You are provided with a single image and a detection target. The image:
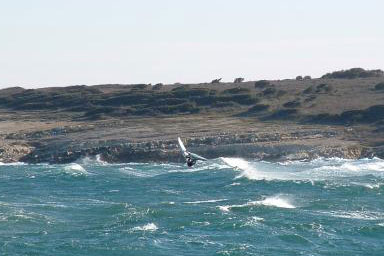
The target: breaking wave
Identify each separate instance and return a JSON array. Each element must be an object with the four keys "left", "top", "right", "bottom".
[{"left": 63, "top": 163, "right": 88, "bottom": 176}]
